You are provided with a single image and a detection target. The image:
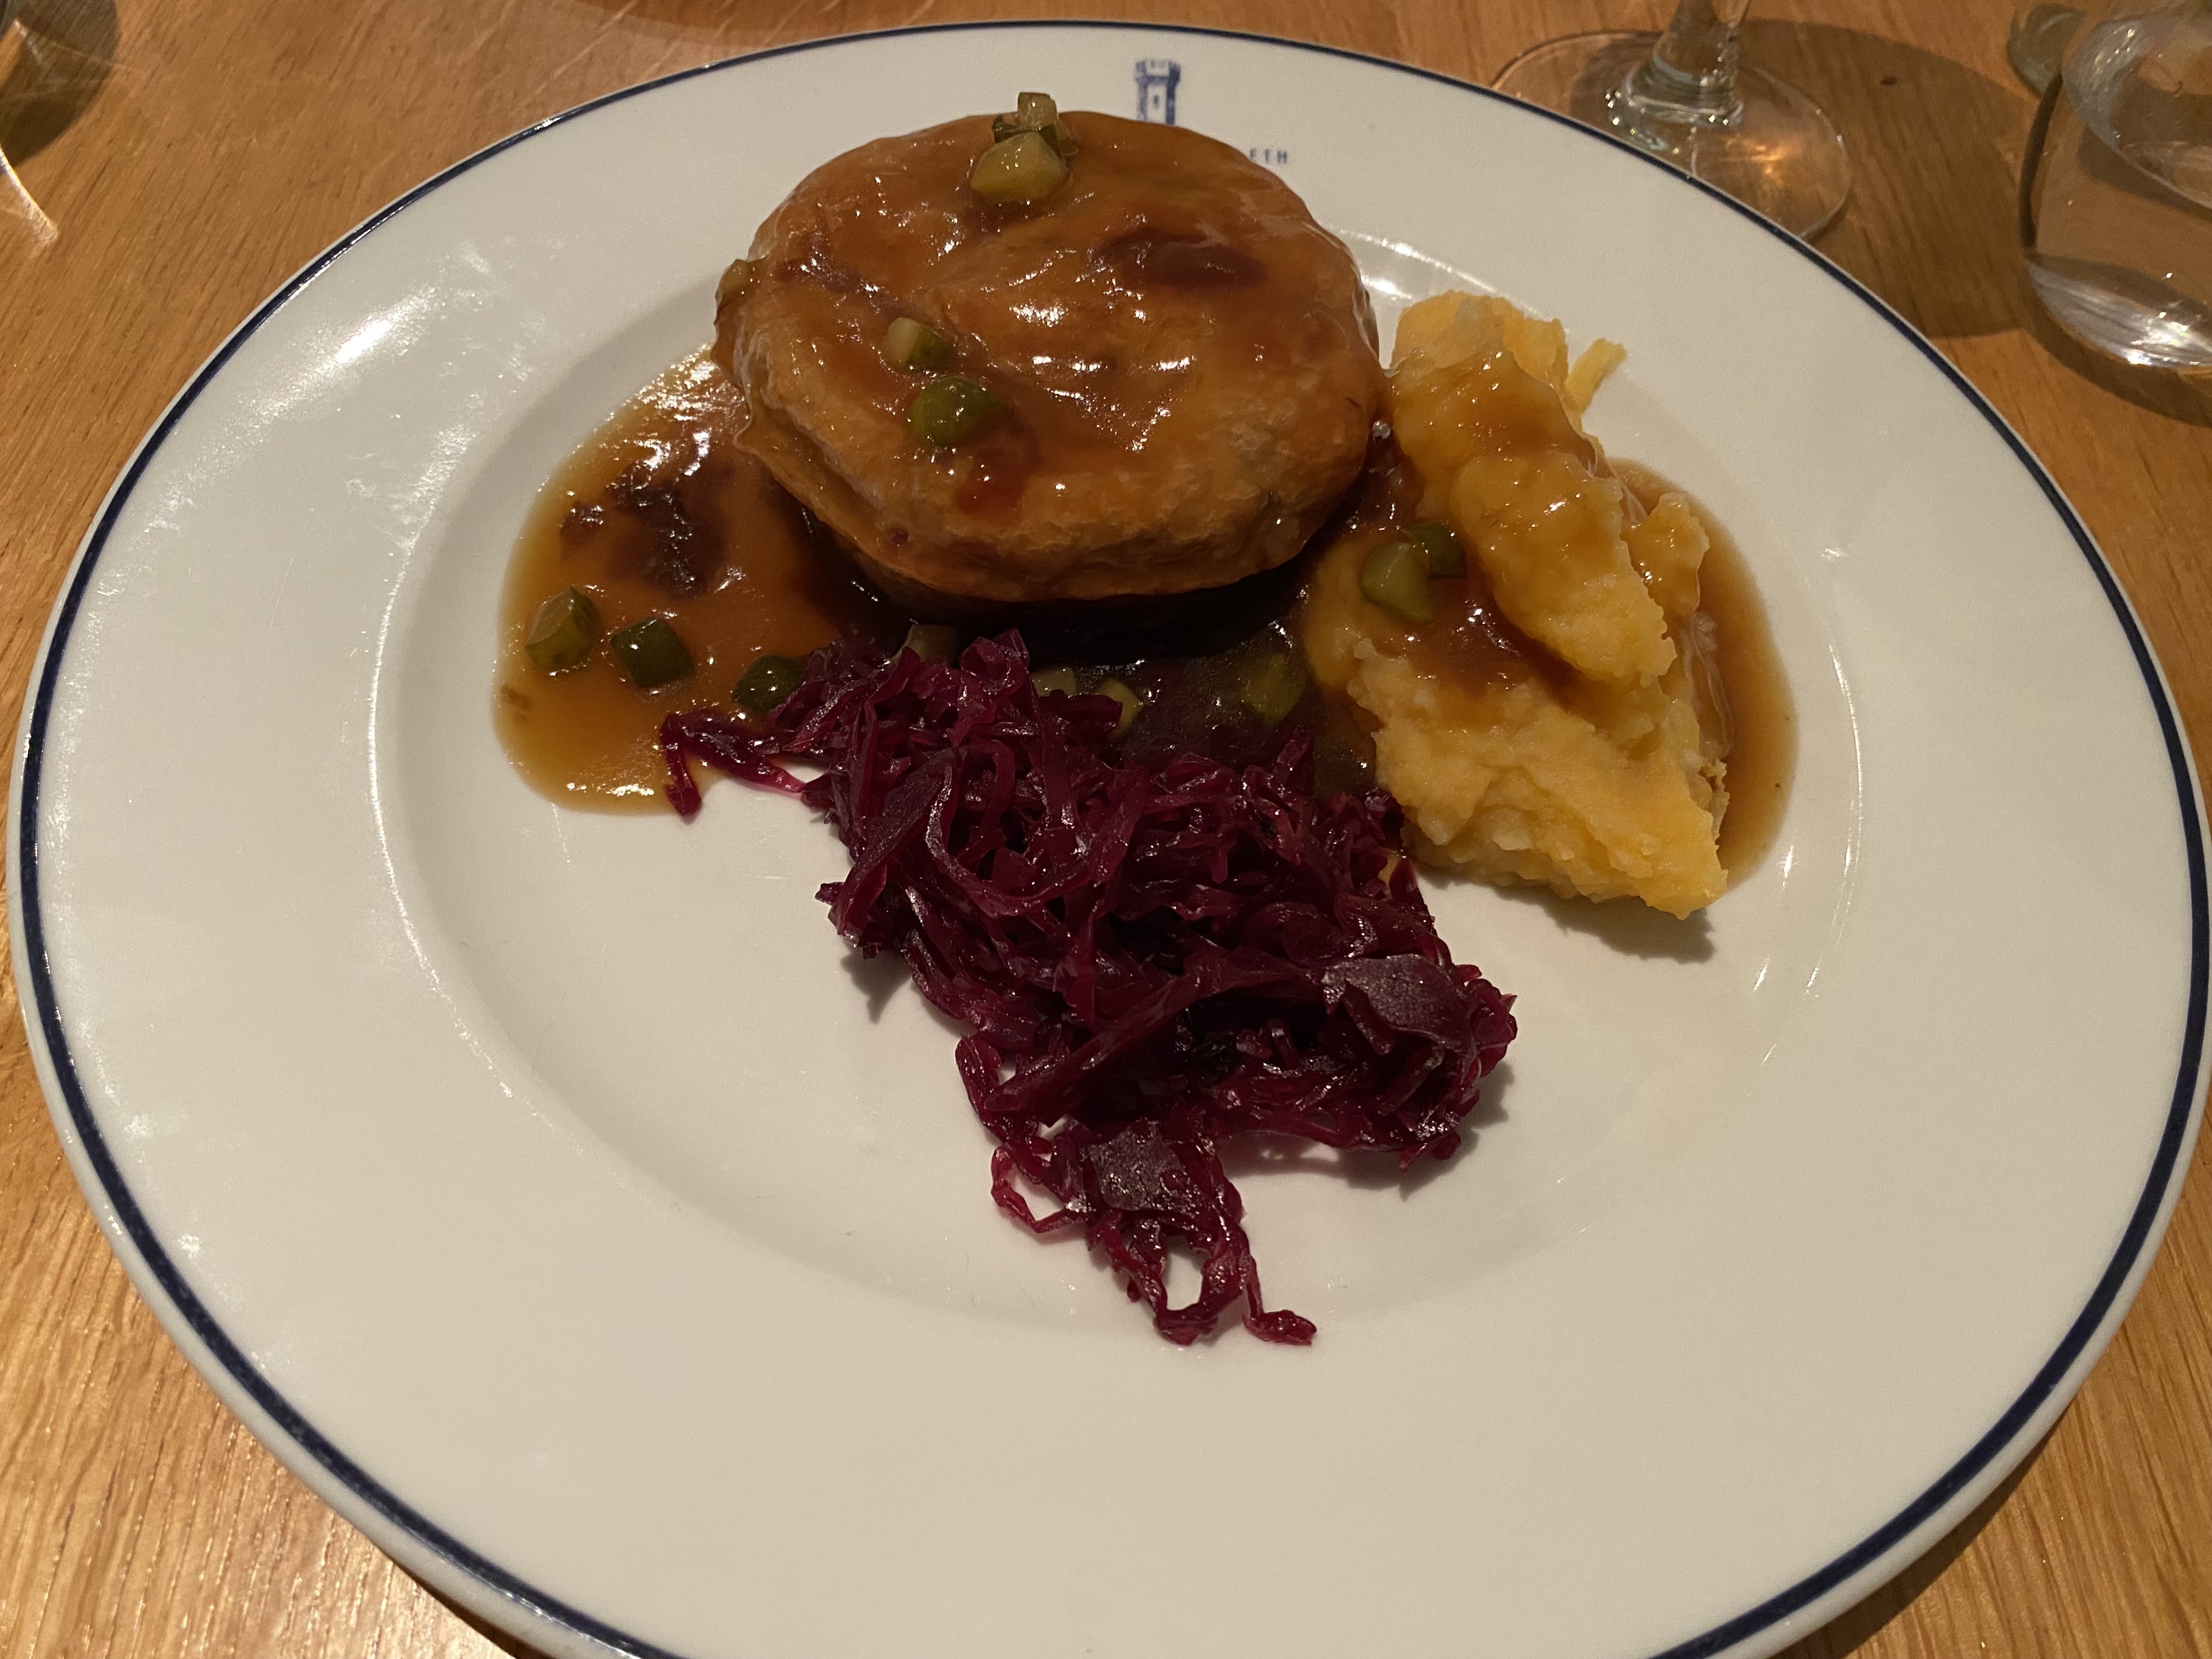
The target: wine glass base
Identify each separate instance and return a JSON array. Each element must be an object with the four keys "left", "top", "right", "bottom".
[{"left": 1493, "top": 31, "right": 1850, "bottom": 239}]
